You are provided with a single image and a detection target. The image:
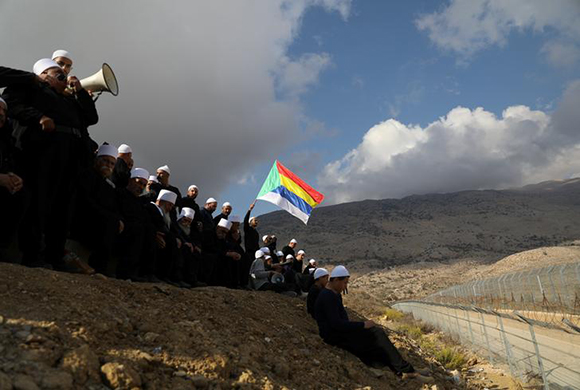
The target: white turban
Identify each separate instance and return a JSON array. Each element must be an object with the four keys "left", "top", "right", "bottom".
[
  {"left": 118, "top": 144, "right": 132, "bottom": 154},
  {"left": 130, "top": 168, "right": 149, "bottom": 181},
  {"left": 255, "top": 250, "right": 265, "bottom": 259},
  {"left": 260, "top": 247, "right": 270, "bottom": 254},
  {"left": 157, "top": 189, "right": 177, "bottom": 204},
  {"left": 96, "top": 144, "right": 118, "bottom": 159},
  {"left": 330, "top": 265, "right": 349, "bottom": 278},
  {"left": 148, "top": 175, "right": 159, "bottom": 183},
  {"left": 179, "top": 207, "right": 195, "bottom": 220},
  {"left": 33, "top": 58, "right": 60, "bottom": 76},
  {"left": 309, "top": 259, "right": 316, "bottom": 265},
  {"left": 51, "top": 49, "right": 72, "bottom": 60},
  {"left": 217, "top": 218, "right": 232, "bottom": 230},
  {"left": 157, "top": 165, "right": 171, "bottom": 175},
  {"left": 188, "top": 185, "right": 198, "bottom": 191},
  {"left": 222, "top": 202, "right": 231, "bottom": 208},
  {"left": 297, "top": 250, "right": 305, "bottom": 255},
  {"left": 205, "top": 197, "right": 217, "bottom": 204},
  {"left": 262, "top": 235, "right": 269, "bottom": 242},
  {"left": 276, "top": 251, "right": 284, "bottom": 257},
  {"left": 290, "top": 238, "right": 298, "bottom": 244},
  {"left": 286, "top": 254, "right": 294, "bottom": 260},
  {"left": 314, "top": 268, "right": 329, "bottom": 280}
]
